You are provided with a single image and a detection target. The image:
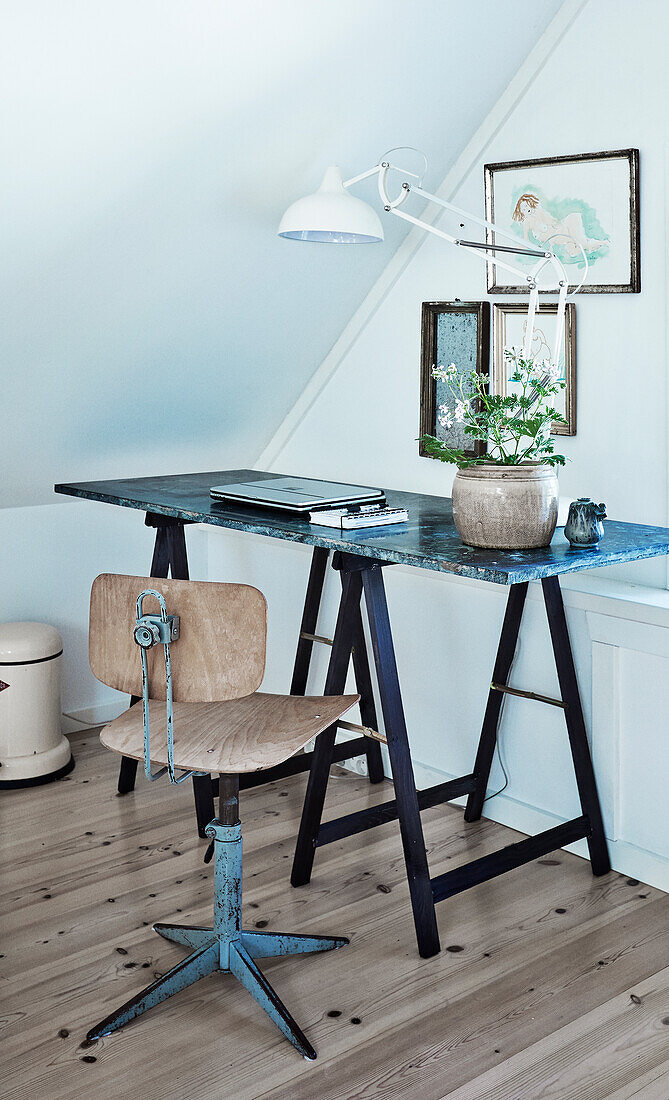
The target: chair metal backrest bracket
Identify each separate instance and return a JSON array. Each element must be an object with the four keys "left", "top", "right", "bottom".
[{"left": 133, "top": 589, "right": 204, "bottom": 785}]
